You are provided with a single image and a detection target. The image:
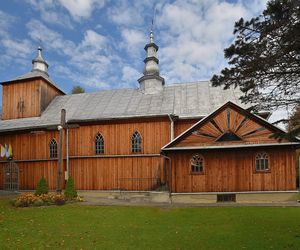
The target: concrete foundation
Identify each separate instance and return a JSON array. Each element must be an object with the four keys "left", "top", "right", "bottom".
[{"left": 77, "top": 190, "right": 299, "bottom": 205}]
